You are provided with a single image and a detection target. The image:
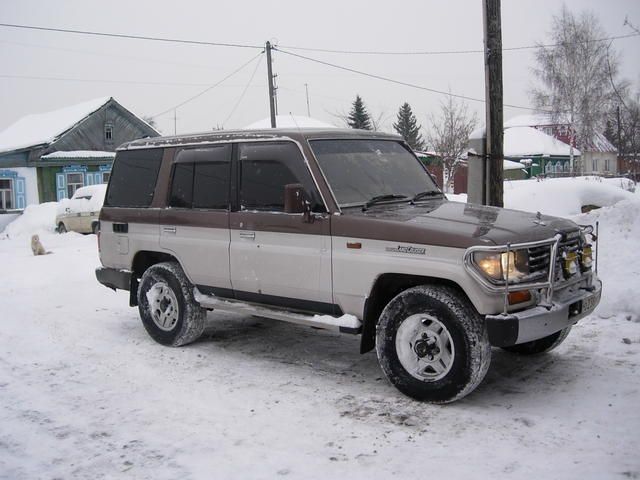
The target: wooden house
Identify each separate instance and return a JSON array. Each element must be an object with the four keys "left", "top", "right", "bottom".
[{"left": 0, "top": 97, "right": 159, "bottom": 208}]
